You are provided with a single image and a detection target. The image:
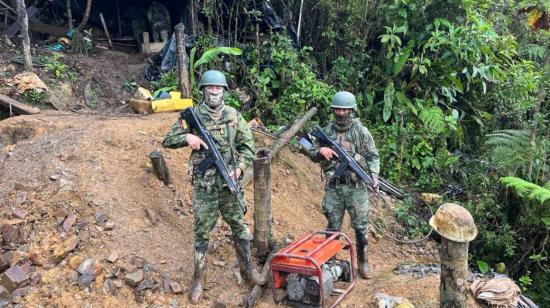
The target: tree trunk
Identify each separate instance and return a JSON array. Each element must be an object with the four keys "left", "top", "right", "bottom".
[
  {"left": 175, "top": 23, "right": 190, "bottom": 98},
  {"left": 253, "top": 150, "right": 272, "bottom": 259},
  {"left": 527, "top": 45, "right": 550, "bottom": 179},
  {"left": 439, "top": 239, "right": 469, "bottom": 308},
  {"left": 75, "top": 0, "right": 92, "bottom": 33},
  {"left": 16, "top": 0, "right": 32, "bottom": 72},
  {"left": 66, "top": 0, "right": 73, "bottom": 29}
]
